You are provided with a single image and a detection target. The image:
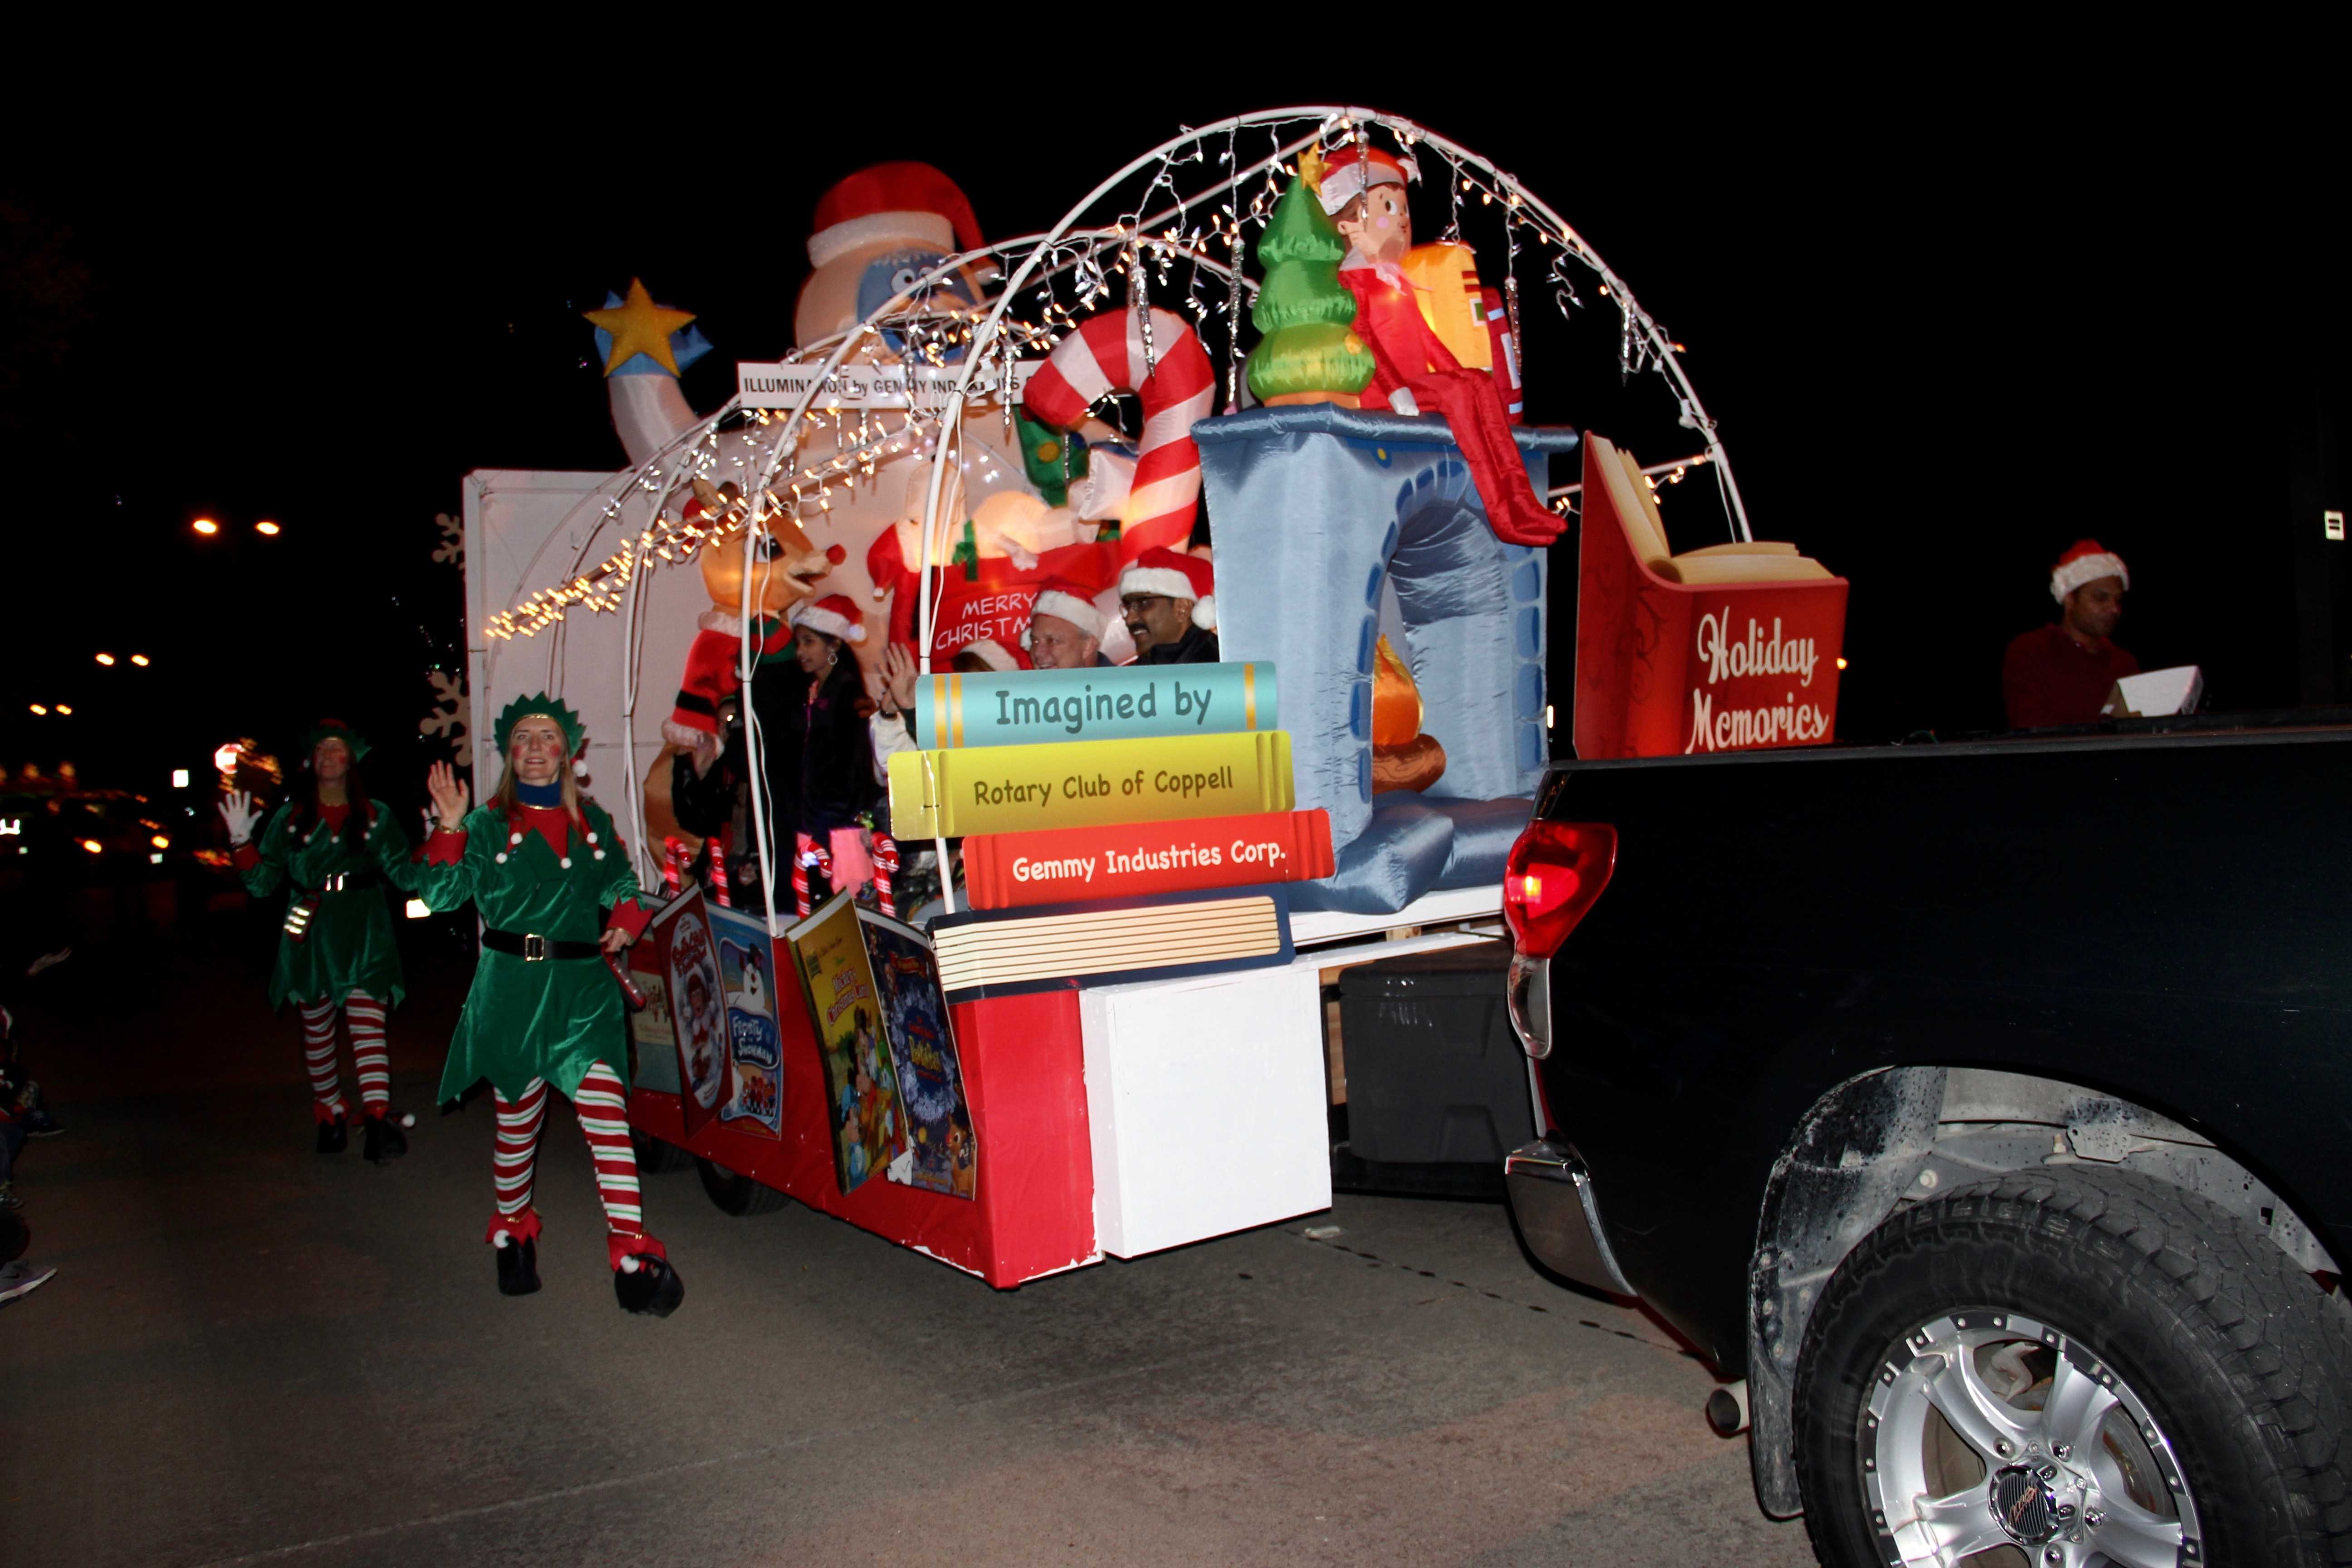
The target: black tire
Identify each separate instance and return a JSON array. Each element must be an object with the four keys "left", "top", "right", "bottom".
[
  {"left": 630, "top": 1127, "right": 694, "bottom": 1174},
  {"left": 1794, "top": 1168, "right": 2352, "bottom": 1568},
  {"left": 696, "top": 1156, "right": 789, "bottom": 1217}
]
